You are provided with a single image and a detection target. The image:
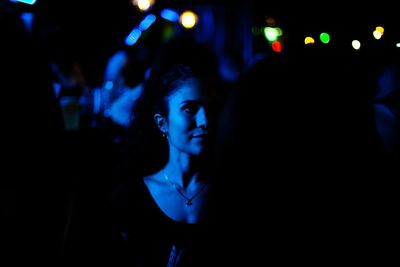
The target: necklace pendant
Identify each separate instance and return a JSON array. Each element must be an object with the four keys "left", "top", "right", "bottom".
[{"left": 185, "top": 200, "right": 193, "bottom": 206}]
